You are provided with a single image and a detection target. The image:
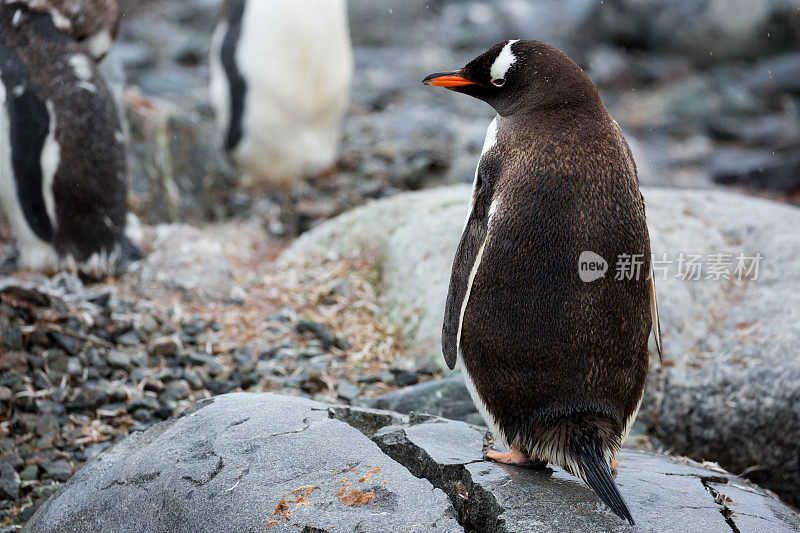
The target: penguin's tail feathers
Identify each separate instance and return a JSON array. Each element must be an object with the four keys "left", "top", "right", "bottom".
[
  {"left": 571, "top": 429, "right": 634, "bottom": 525},
  {"left": 530, "top": 414, "right": 634, "bottom": 525}
]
